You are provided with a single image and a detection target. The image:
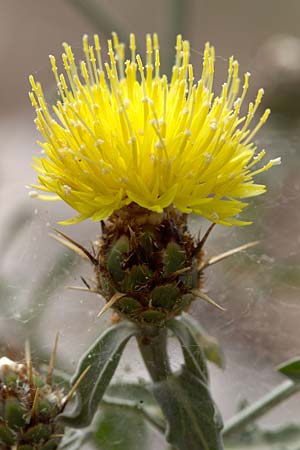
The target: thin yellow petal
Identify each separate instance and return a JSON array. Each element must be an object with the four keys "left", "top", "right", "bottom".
[{"left": 30, "top": 33, "right": 279, "bottom": 225}]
